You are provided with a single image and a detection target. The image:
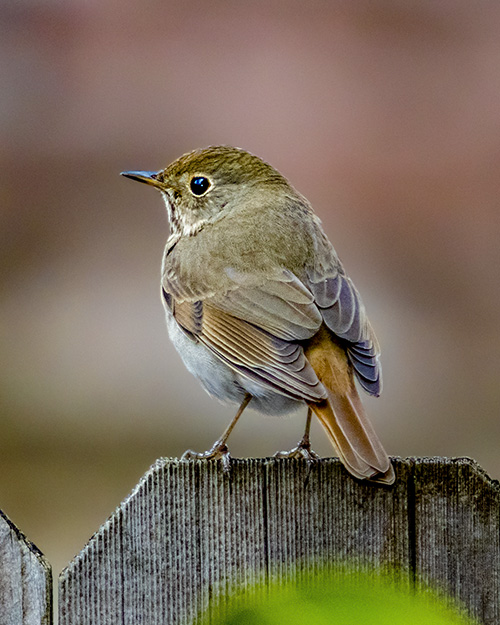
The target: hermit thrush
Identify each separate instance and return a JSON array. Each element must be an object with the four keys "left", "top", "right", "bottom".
[{"left": 122, "top": 146, "right": 394, "bottom": 484}]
